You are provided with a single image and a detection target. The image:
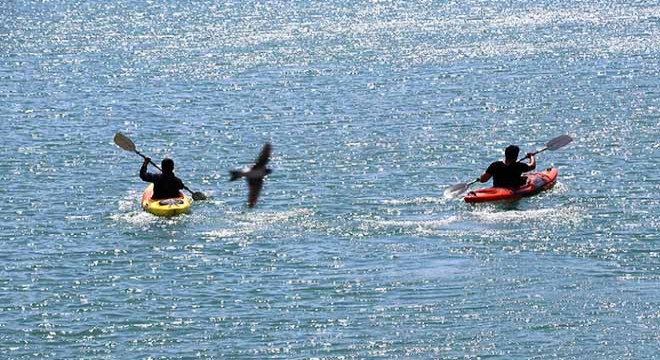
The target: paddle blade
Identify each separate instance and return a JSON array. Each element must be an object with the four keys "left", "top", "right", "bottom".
[
  {"left": 114, "top": 132, "right": 136, "bottom": 152},
  {"left": 546, "top": 134, "right": 573, "bottom": 151},
  {"left": 444, "top": 182, "right": 471, "bottom": 198},
  {"left": 191, "top": 191, "right": 208, "bottom": 201}
]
